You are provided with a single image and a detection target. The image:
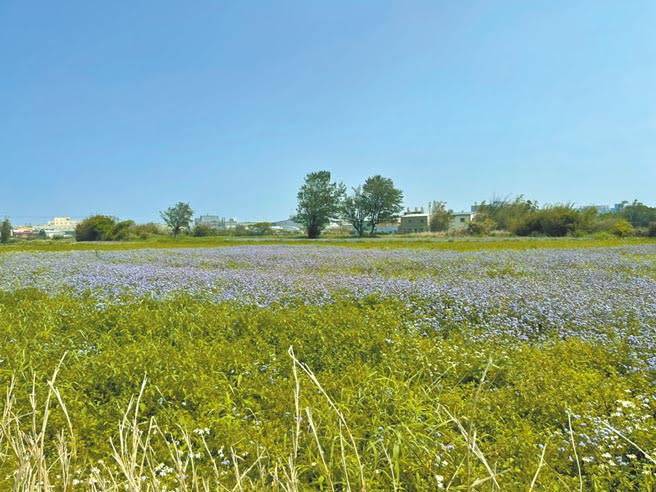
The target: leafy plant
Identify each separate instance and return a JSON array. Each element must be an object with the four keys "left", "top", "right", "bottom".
[
  {"left": 1, "top": 218, "right": 11, "bottom": 243},
  {"left": 295, "top": 171, "right": 345, "bottom": 238},
  {"left": 160, "top": 202, "right": 194, "bottom": 237}
]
